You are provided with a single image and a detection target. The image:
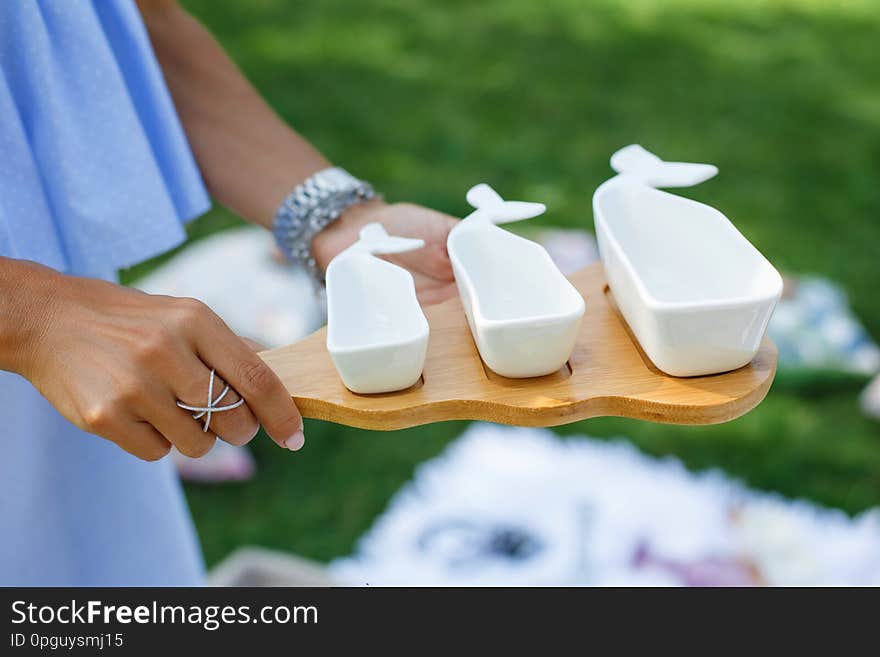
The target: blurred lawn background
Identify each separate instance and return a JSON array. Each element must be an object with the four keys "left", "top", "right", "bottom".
[{"left": 122, "top": 0, "right": 880, "bottom": 566}]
